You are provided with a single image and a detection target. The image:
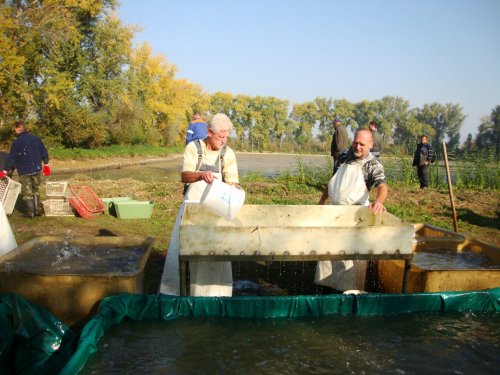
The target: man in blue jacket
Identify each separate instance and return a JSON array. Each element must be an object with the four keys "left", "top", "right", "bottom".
[
  {"left": 3, "top": 121, "right": 49, "bottom": 217},
  {"left": 185, "top": 112, "right": 208, "bottom": 144}
]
